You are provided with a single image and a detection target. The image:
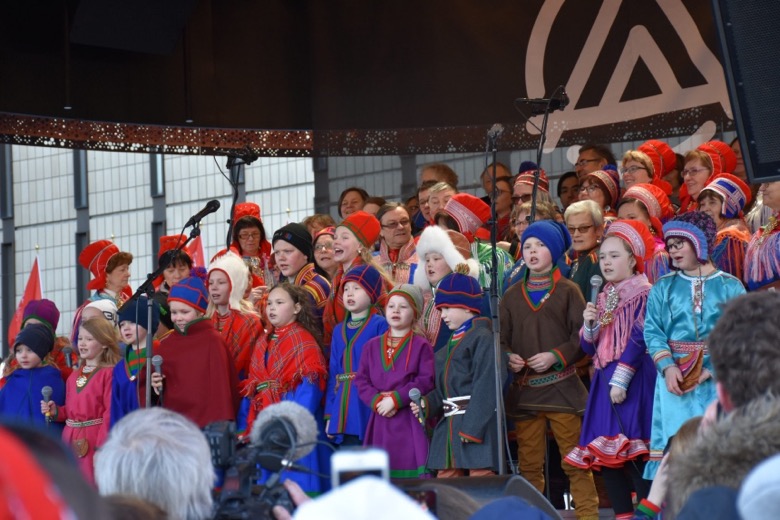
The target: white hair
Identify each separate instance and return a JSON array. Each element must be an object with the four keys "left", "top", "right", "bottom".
[
  {"left": 95, "top": 408, "right": 214, "bottom": 520},
  {"left": 564, "top": 199, "right": 604, "bottom": 228}
]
